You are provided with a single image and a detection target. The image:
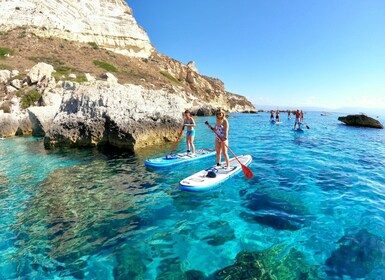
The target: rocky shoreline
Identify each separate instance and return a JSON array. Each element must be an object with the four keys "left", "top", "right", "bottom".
[{"left": 0, "top": 61, "right": 256, "bottom": 151}]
